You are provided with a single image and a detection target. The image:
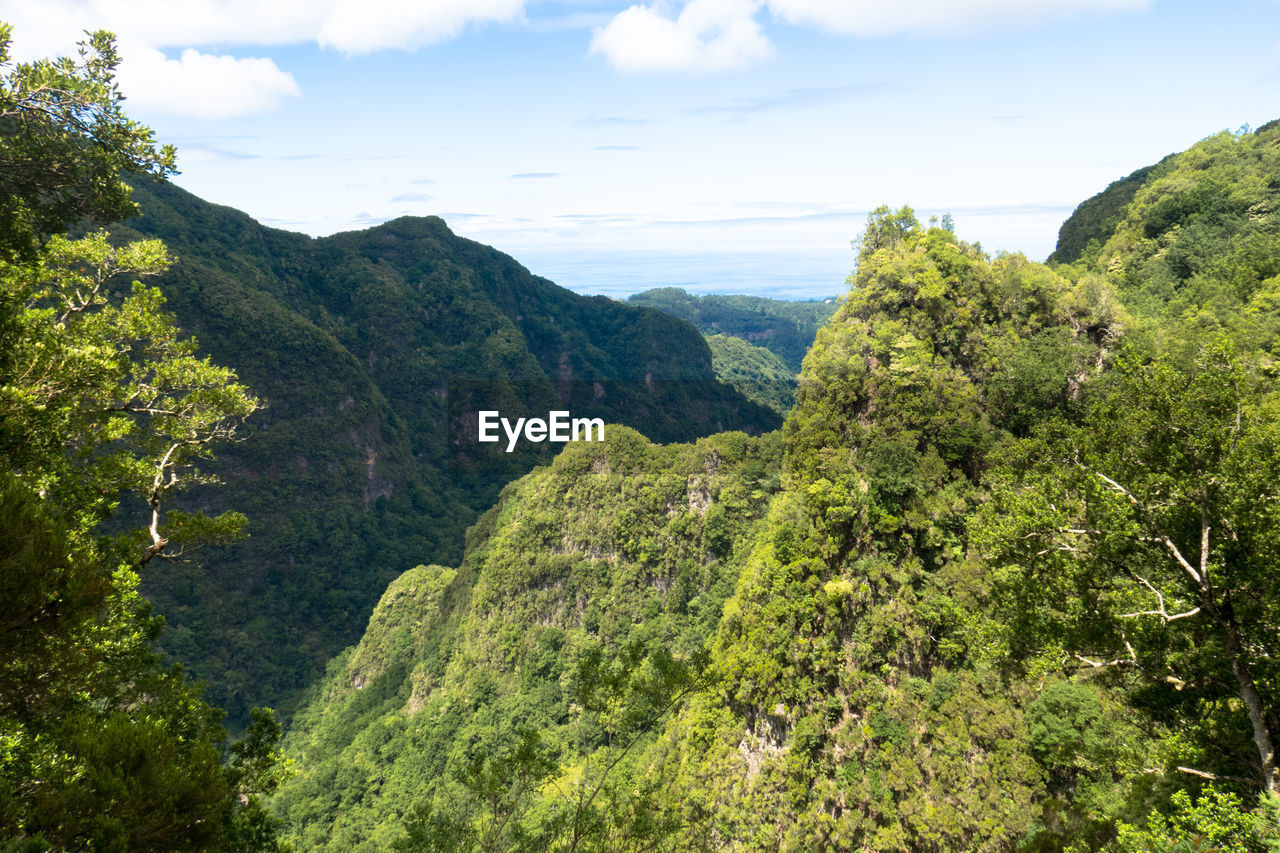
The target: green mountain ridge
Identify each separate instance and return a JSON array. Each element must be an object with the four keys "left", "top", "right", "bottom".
[
  {"left": 12, "top": 29, "right": 1280, "bottom": 852},
  {"left": 107, "top": 179, "right": 781, "bottom": 723},
  {"left": 628, "top": 287, "right": 838, "bottom": 370},
  {"left": 276, "top": 216, "right": 1112, "bottom": 849},
  {"left": 1046, "top": 155, "right": 1177, "bottom": 265},
  {"left": 276, "top": 426, "right": 783, "bottom": 849},
  {"left": 704, "top": 333, "right": 797, "bottom": 415}
]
